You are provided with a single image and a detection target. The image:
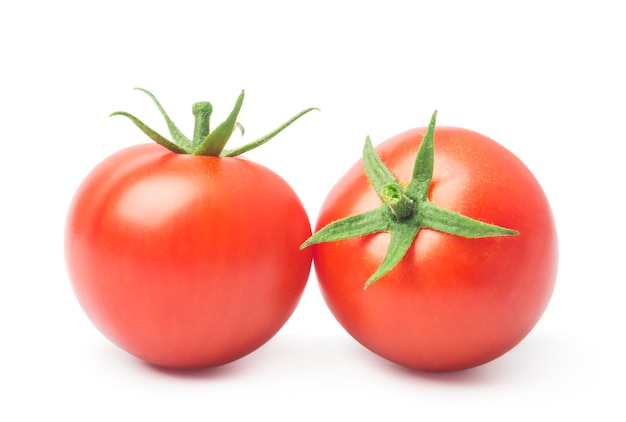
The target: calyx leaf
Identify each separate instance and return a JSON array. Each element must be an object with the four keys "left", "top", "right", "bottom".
[
  {"left": 301, "top": 111, "right": 519, "bottom": 289},
  {"left": 110, "top": 88, "right": 318, "bottom": 156}
]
